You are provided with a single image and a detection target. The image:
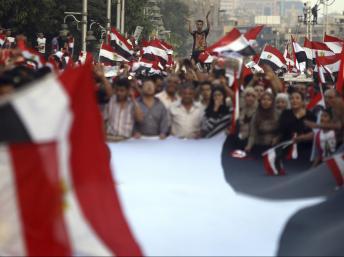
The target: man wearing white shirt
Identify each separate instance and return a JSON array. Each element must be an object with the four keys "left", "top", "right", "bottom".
[
  {"left": 36, "top": 33, "right": 46, "bottom": 55},
  {"left": 169, "top": 83, "right": 204, "bottom": 139},
  {"left": 156, "top": 74, "right": 181, "bottom": 110}
]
